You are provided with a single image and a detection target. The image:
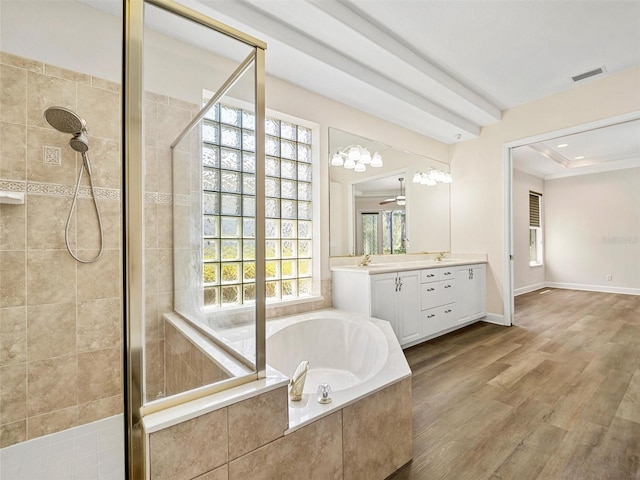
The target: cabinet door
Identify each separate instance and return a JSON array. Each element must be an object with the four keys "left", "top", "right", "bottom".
[
  {"left": 397, "top": 270, "right": 421, "bottom": 345},
  {"left": 456, "top": 265, "right": 486, "bottom": 323},
  {"left": 467, "top": 265, "right": 486, "bottom": 319},
  {"left": 371, "top": 273, "right": 400, "bottom": 337}
]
